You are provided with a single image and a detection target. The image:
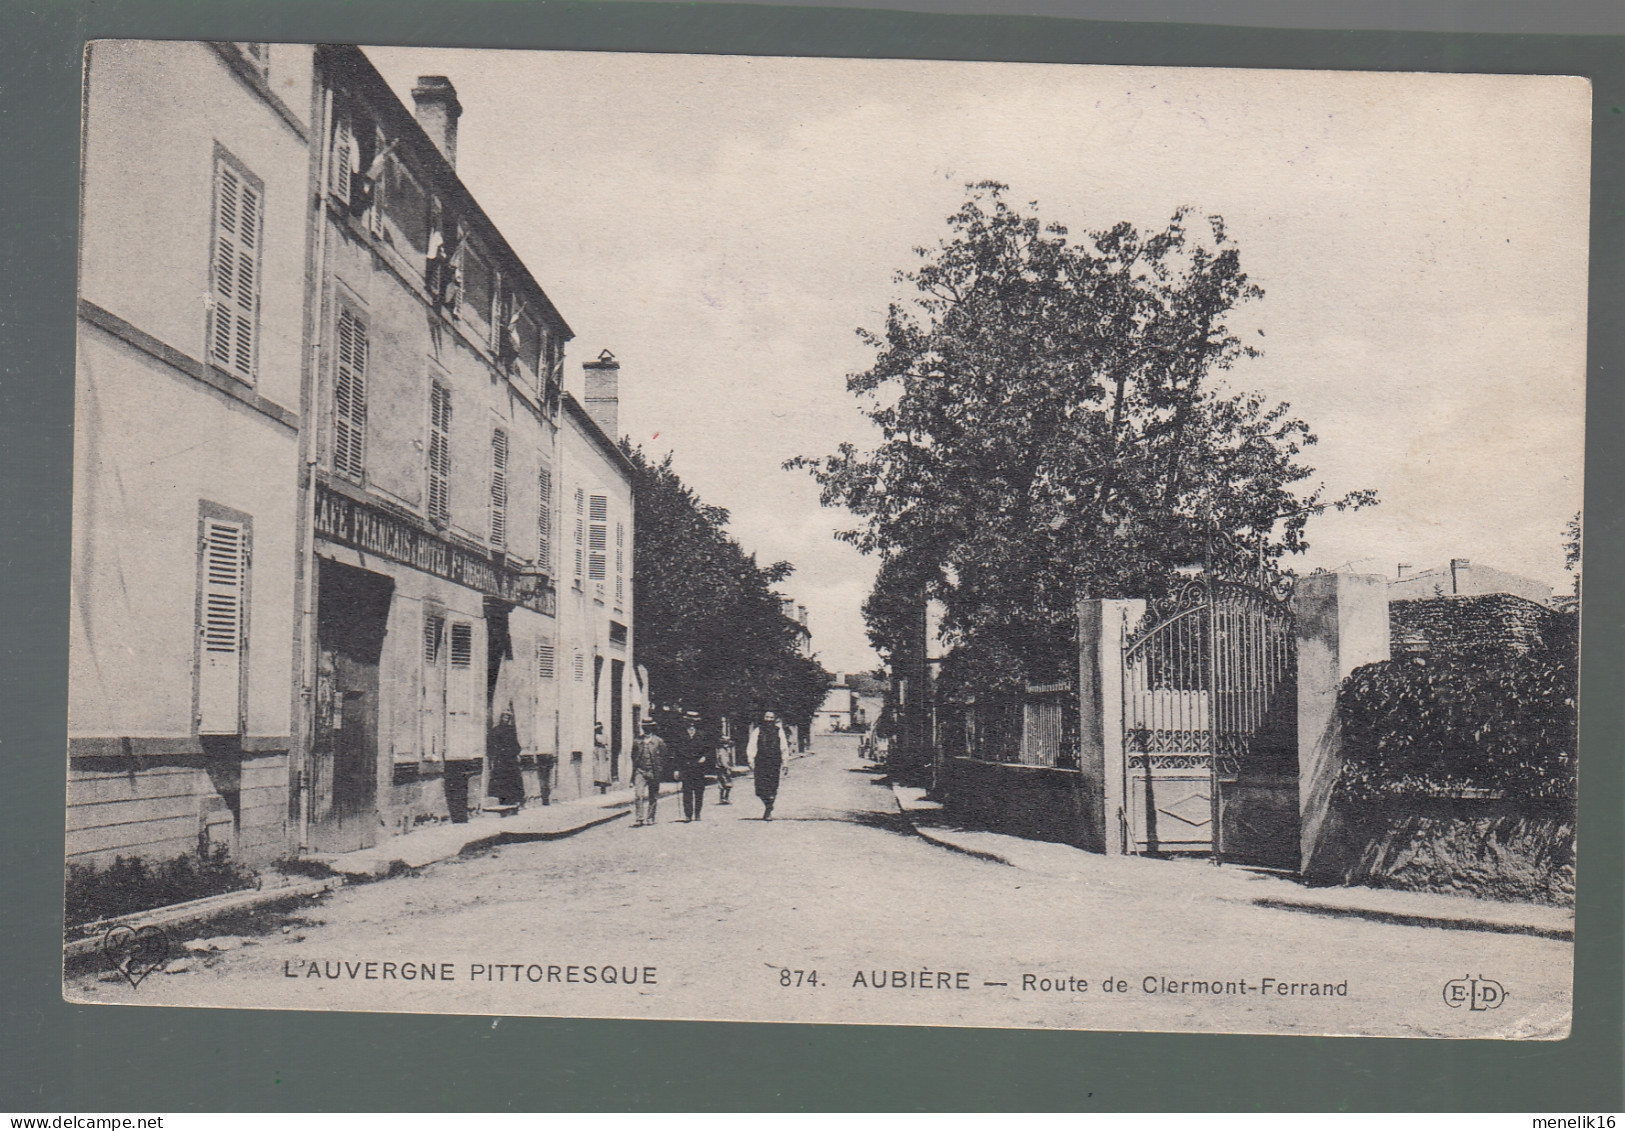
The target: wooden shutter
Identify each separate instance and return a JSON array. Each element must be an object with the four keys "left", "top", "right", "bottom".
[
  {"left": 536, "top": 641, "right": 555, "bottom": 680},
  {"left": 588, "top": 495, "right": 608, "bottom": 583},
  {"left": 615, "top": 521, "right": 626, "bottom": 605},
  {"left": 333, "top": 310, "right": 367, "bottom": 480},
  {"left": 198, "top": 518, "right": 248, "bottom": 734},
  {"left": 450, "top": 623, "right": 473, "bottom": 668},
  {"left": 428, "top": 384, "right": 451, "bottom": 524},
  {"left": 210, "top": 160, "right": 260, "bottom": 383},
  {"left": 330, "top": 116, "right": 354, "bottom": 205},
  {"left": 573, "top": 488, "right": 584, "bottom": 580},
  {"left": 490, "top": 428, "right": 509, "bottom": 549},
  {"left": 421, "top": 613, "right": 446, "bottom": 763},
  {"left": 537, "top": 463, "right": 553, "bottom": 573}
]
